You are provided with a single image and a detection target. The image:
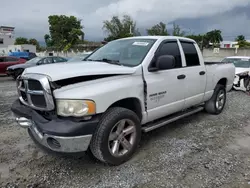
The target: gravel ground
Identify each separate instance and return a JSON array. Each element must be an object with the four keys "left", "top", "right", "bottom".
[{"left": 1, "top": 76, "right": 250, "bottom": 188}]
